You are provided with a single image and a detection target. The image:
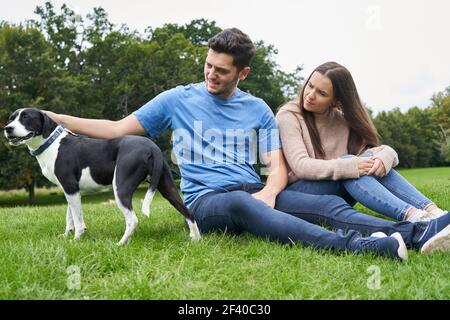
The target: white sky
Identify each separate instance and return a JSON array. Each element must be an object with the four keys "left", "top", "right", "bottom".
[{"left": 1, "top": 0, "right": 449, "bottom": 113}]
